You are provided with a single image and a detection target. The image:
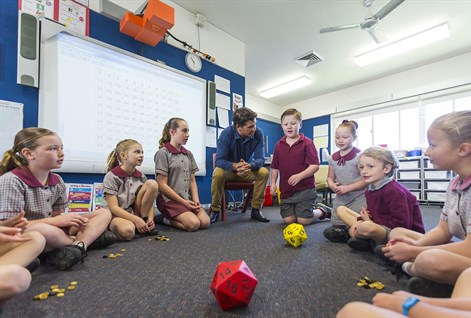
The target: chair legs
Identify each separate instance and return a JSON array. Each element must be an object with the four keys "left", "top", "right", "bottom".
[
  {"left": 221, "top": 189, "right": 253, "bottom": 222},
  {"left": 240, "top": 188, "right": 253, "bottom": 213}
]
